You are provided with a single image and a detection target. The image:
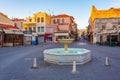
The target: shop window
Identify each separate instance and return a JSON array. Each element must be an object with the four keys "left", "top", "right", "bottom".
[{"left": 4, "top": 34, "right": 13, "bottom": 43}]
